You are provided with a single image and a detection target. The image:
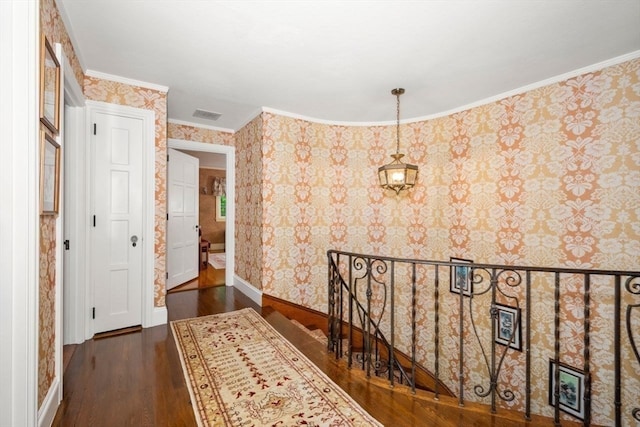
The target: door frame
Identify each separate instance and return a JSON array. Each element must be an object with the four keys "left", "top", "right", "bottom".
[
  {"left": 61, "top": 55, "right": 86, "bottom": 345},
  {"left": 0, "top": 1, "right": 39, "bottom": 425},
  {"left": 84, "top": 100, "right": 160, "bottom": 339},
  {"left": 168, "top": 138, "right": 235, "bottom": 290}
]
